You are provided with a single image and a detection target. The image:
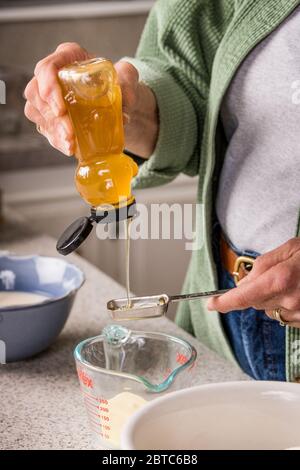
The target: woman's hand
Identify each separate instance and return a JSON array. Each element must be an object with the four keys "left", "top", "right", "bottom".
[
  {"left": 24, "top": 42, "right": 158, "bottom": 158},
  {"left": 207, "top": 238, "right": 300, "bottom": 328},
  {"left": 24, "top": 43, "right": 90, "bottom": 155}
]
